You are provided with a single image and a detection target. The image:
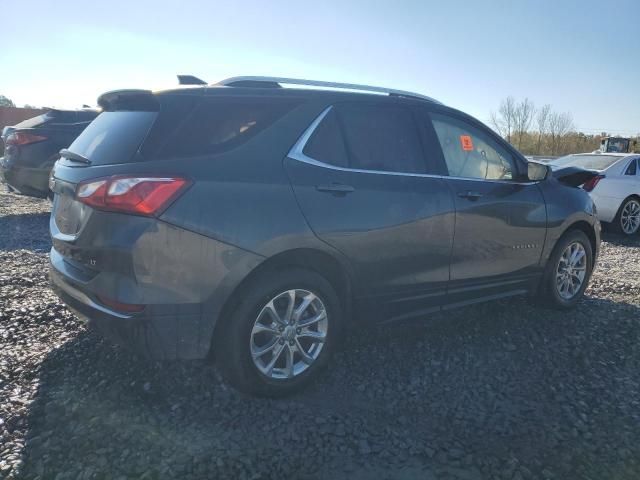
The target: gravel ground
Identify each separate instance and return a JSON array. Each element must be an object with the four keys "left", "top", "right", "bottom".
[{"left": 1, "top": 188, "right": 639, "bottom": 480}]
